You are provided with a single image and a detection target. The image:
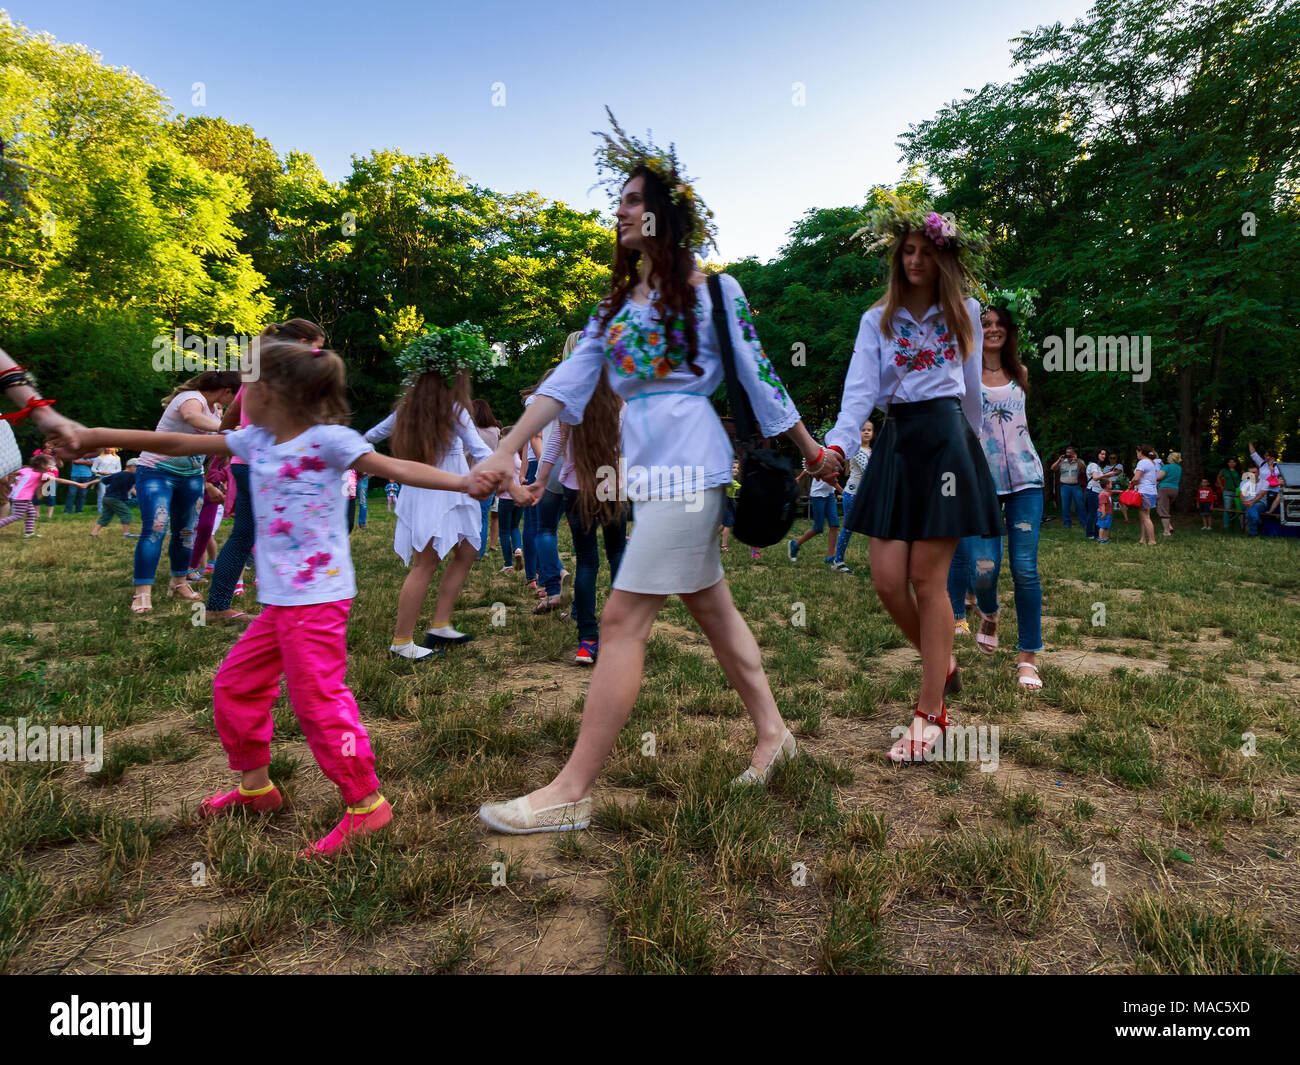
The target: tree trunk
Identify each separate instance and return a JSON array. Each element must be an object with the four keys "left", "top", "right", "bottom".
[{"left": 1178, "top": 363, "right": 1200, "bottom": 511}]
